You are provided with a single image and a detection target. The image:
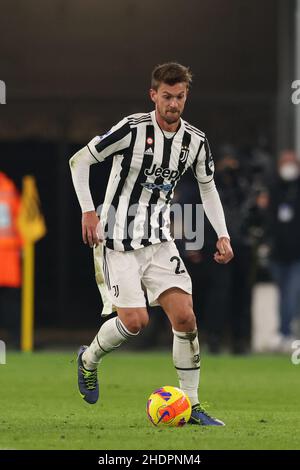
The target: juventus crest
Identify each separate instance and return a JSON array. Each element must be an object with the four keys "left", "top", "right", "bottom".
[{"left": 179, "top": 145, "right": 190, "bottom": 163}]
